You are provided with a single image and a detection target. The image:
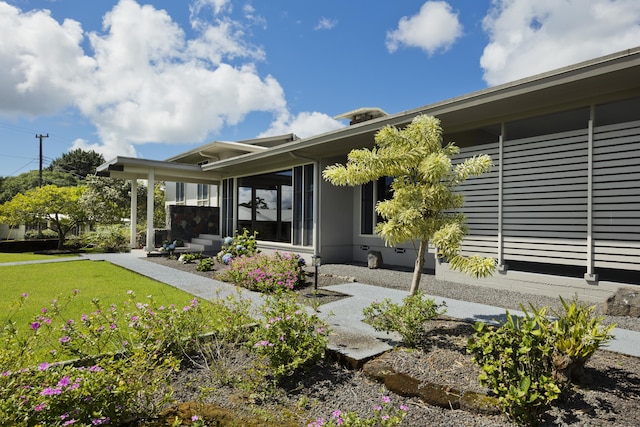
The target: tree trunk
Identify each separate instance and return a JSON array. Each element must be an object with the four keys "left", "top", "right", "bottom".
[{"left": 409, "top": 239, "right": 428, "bottom": 295}]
